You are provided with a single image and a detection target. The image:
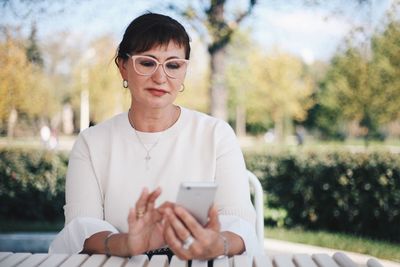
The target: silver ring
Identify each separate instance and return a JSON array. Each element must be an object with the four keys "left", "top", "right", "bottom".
[{"left": 182, "top": 235, "right": 195, "bottom": 250}]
